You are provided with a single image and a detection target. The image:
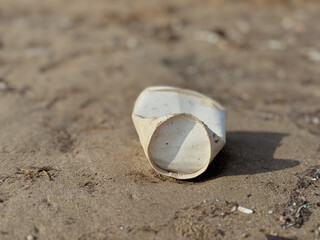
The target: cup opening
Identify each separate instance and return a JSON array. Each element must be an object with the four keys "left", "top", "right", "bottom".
[{"left": 148, "top": 114, "right": 211, "bottom": 175}]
